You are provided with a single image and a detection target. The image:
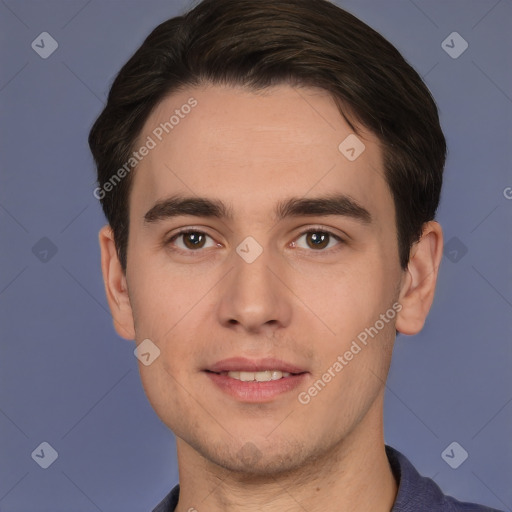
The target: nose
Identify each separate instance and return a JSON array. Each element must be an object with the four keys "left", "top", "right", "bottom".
[{"left": 216, "top": 242, "right": 292, "bottom": 334}]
